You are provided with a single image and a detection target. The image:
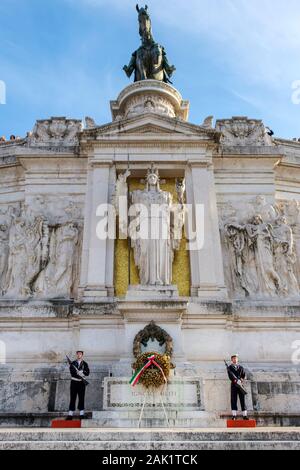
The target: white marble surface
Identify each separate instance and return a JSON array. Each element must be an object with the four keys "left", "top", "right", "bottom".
[
  {"left": 0, "top": 82, "right": 300, "bottom": 424},
  {"left": 102, "top": 377, "right": 202, "bottom": 411}
]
